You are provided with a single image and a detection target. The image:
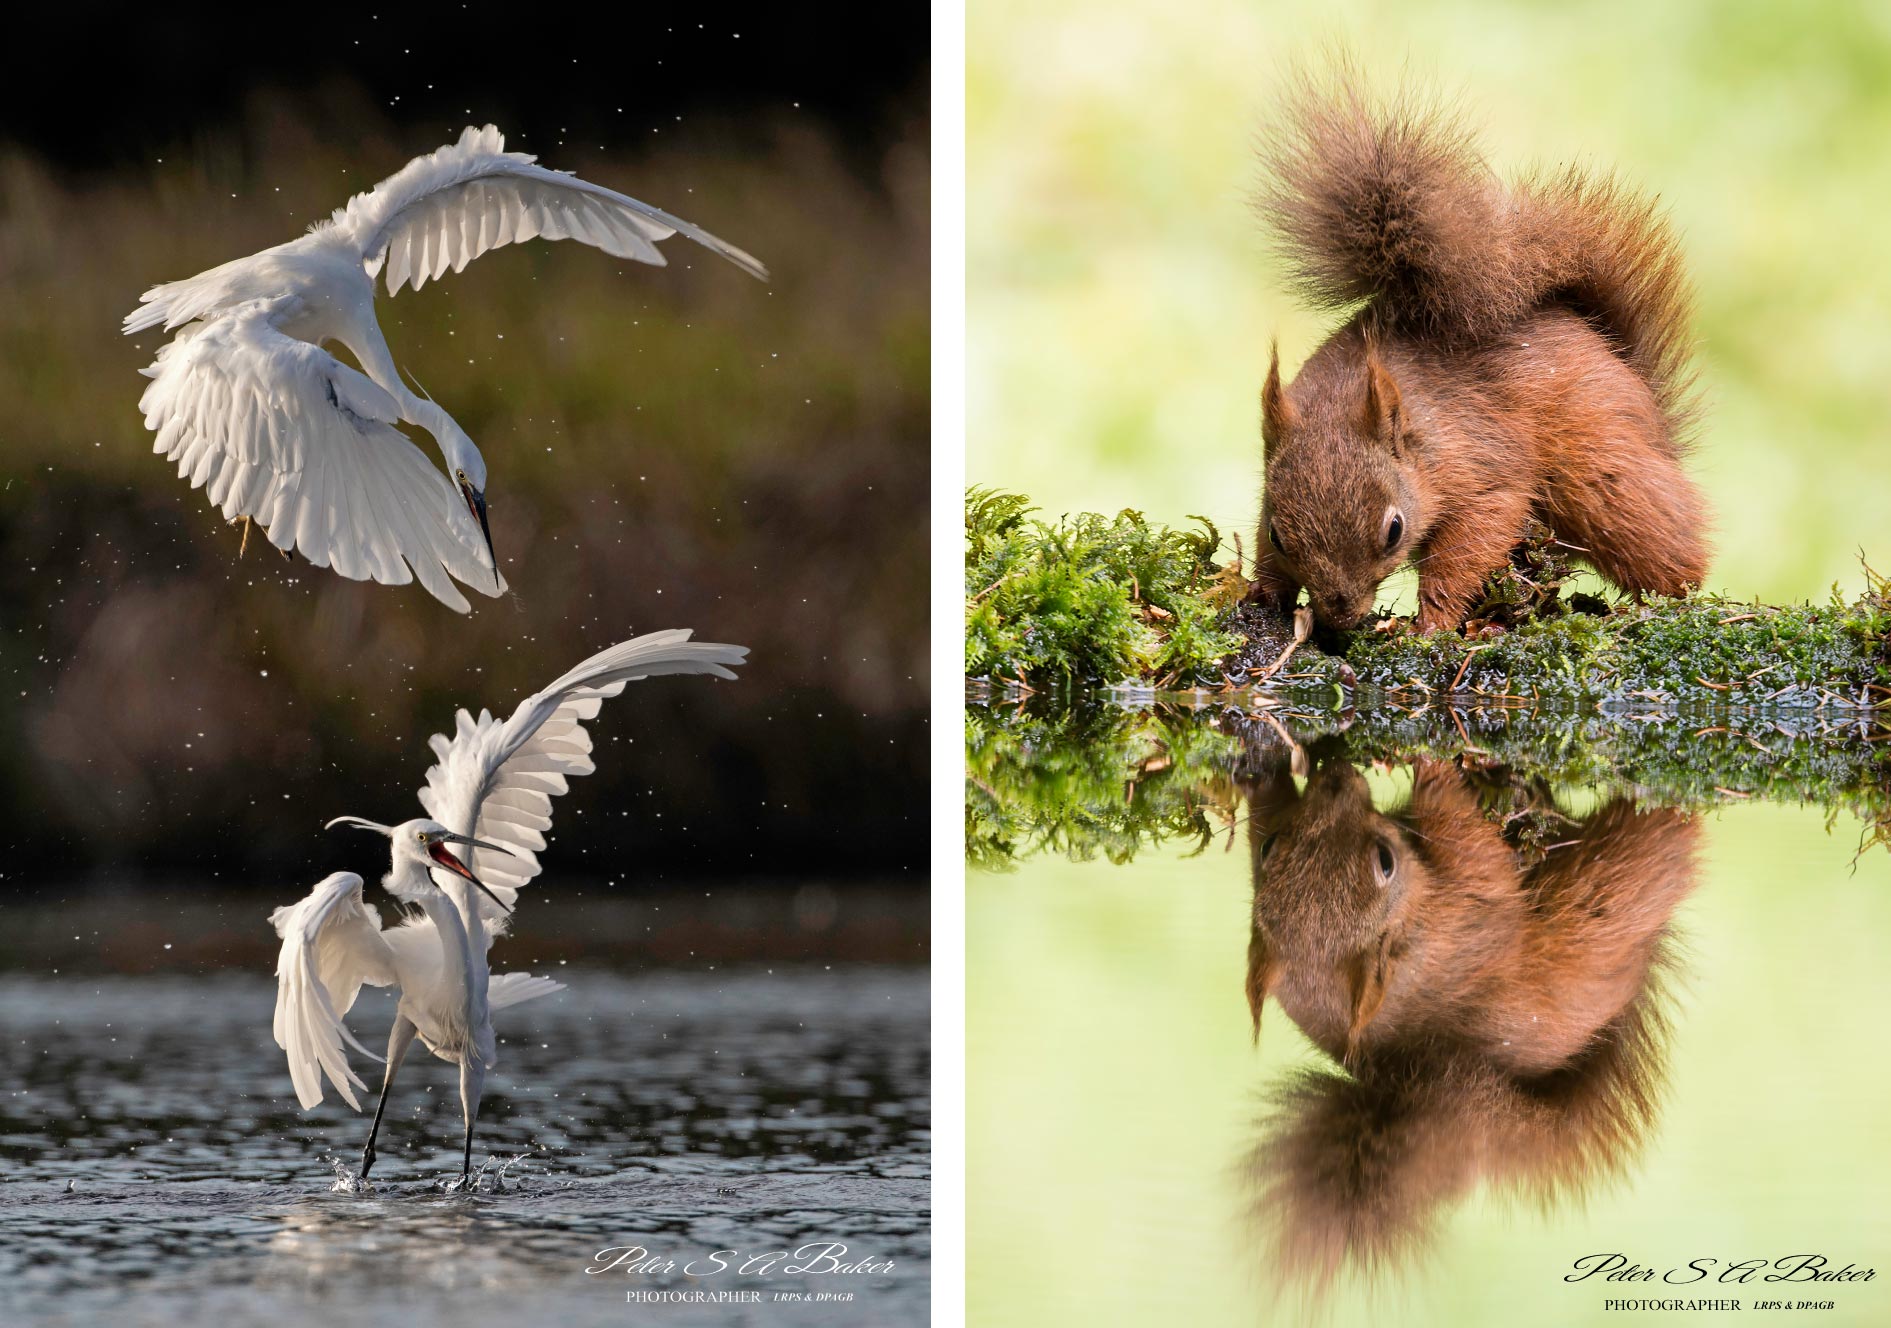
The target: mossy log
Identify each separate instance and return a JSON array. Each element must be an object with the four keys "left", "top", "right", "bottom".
[{"left": 965, "top": 489, "right": 1891, "bottom": 716}]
